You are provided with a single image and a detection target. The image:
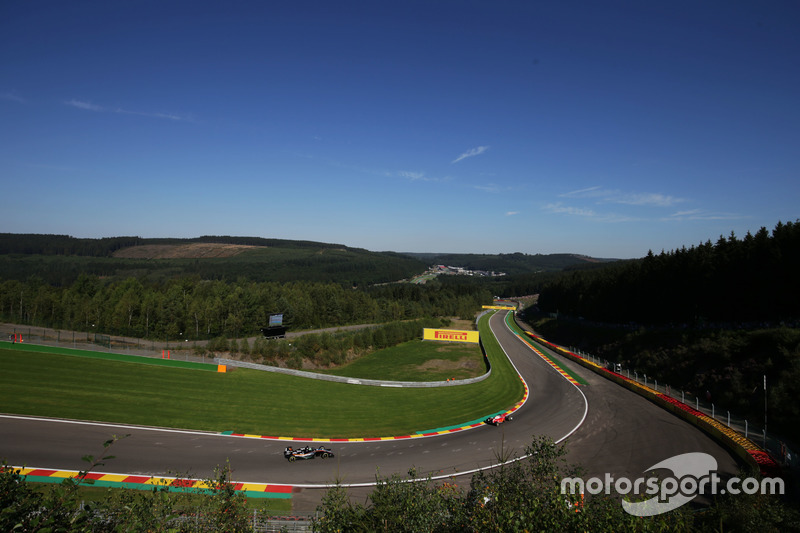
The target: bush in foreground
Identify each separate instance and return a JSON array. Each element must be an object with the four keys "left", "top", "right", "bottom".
[
  {"left": 3, "top": 436, "right": 798, "bottom": 532},
  {"left": 1, "top": 436, "right": 252, "bottom": 532},
  {"left": 314, "top": 436, "right": 799, "bottom": 533}
]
